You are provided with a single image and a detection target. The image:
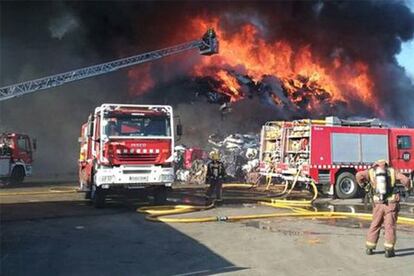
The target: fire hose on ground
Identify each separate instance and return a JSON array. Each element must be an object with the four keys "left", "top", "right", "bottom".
[
  {"left": 0, "top": 187, "right": 78, "bottom": 196},
  {"left": 137, "top": 181, "right": 414, "bottom": 226},
  {"left": 1, "top": 179, "right": 413, "bottom": 226}
]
